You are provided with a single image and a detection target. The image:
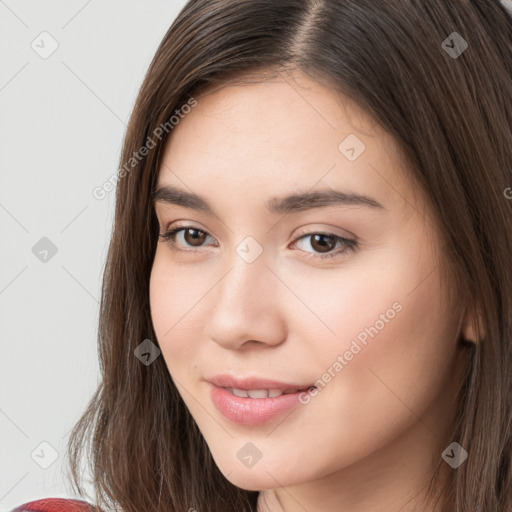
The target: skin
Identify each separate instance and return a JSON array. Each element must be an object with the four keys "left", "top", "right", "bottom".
[{"left": 149, "top": 69, "right": 478, "bottom": 512}]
